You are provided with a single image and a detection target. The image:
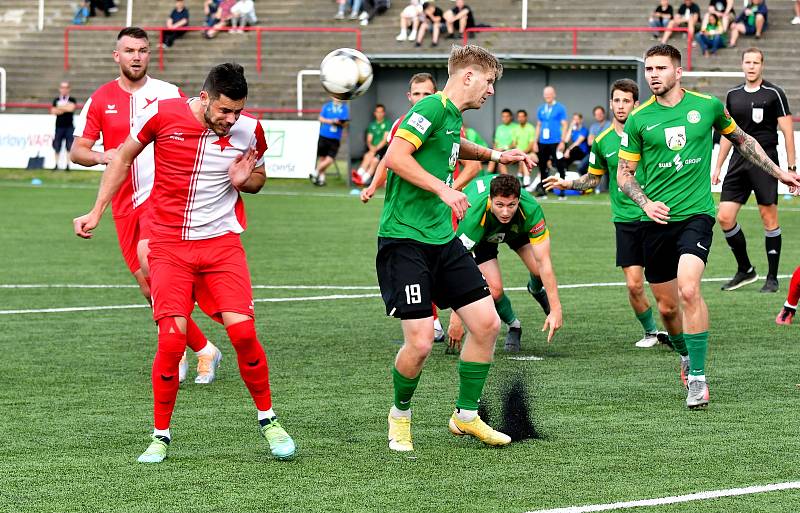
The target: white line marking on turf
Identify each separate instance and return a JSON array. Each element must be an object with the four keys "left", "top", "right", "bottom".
[
  {"left": 525, "top": 481, "right": 800, "bottom": 513},
  {"left": 0, "top": 293, "right": 381, "bottom": 315}
]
